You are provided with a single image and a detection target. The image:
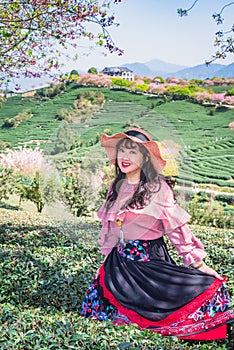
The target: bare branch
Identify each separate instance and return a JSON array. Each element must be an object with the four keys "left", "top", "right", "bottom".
[{"left": 177, "top": 1, "right": 234, "bottom": 63}]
